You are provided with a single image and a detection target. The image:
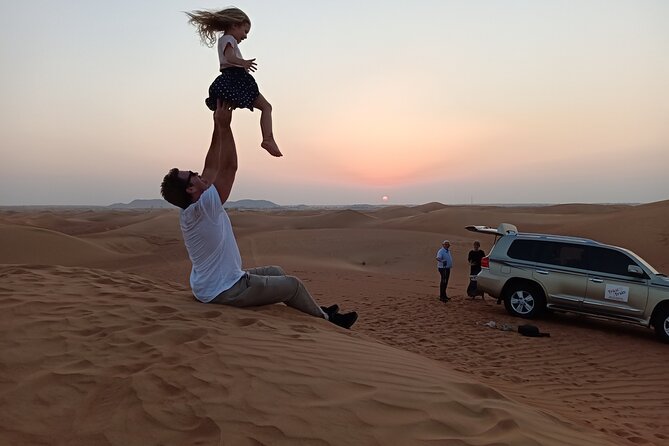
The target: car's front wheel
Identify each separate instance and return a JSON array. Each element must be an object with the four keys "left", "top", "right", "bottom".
[
  {"left": 652, "top": 306, "right": 669, "bottom": 343},
  {"left": 504, "top": 282, "right": 545, "bottom": 319}
]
